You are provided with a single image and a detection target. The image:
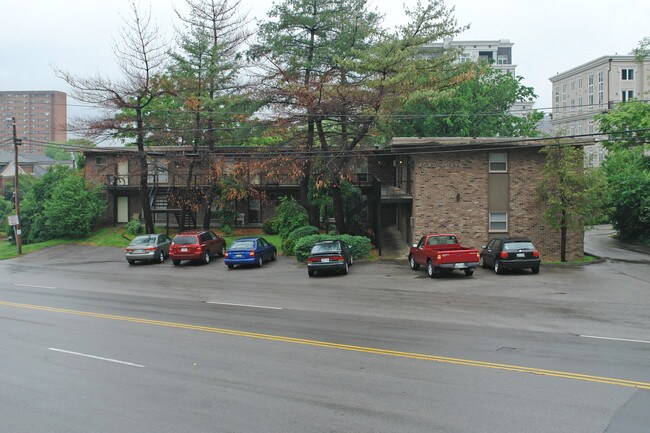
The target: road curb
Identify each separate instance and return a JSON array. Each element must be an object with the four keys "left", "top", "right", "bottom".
[{"left": 542, "top": 253, "right": 606, "bottom": 268}]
